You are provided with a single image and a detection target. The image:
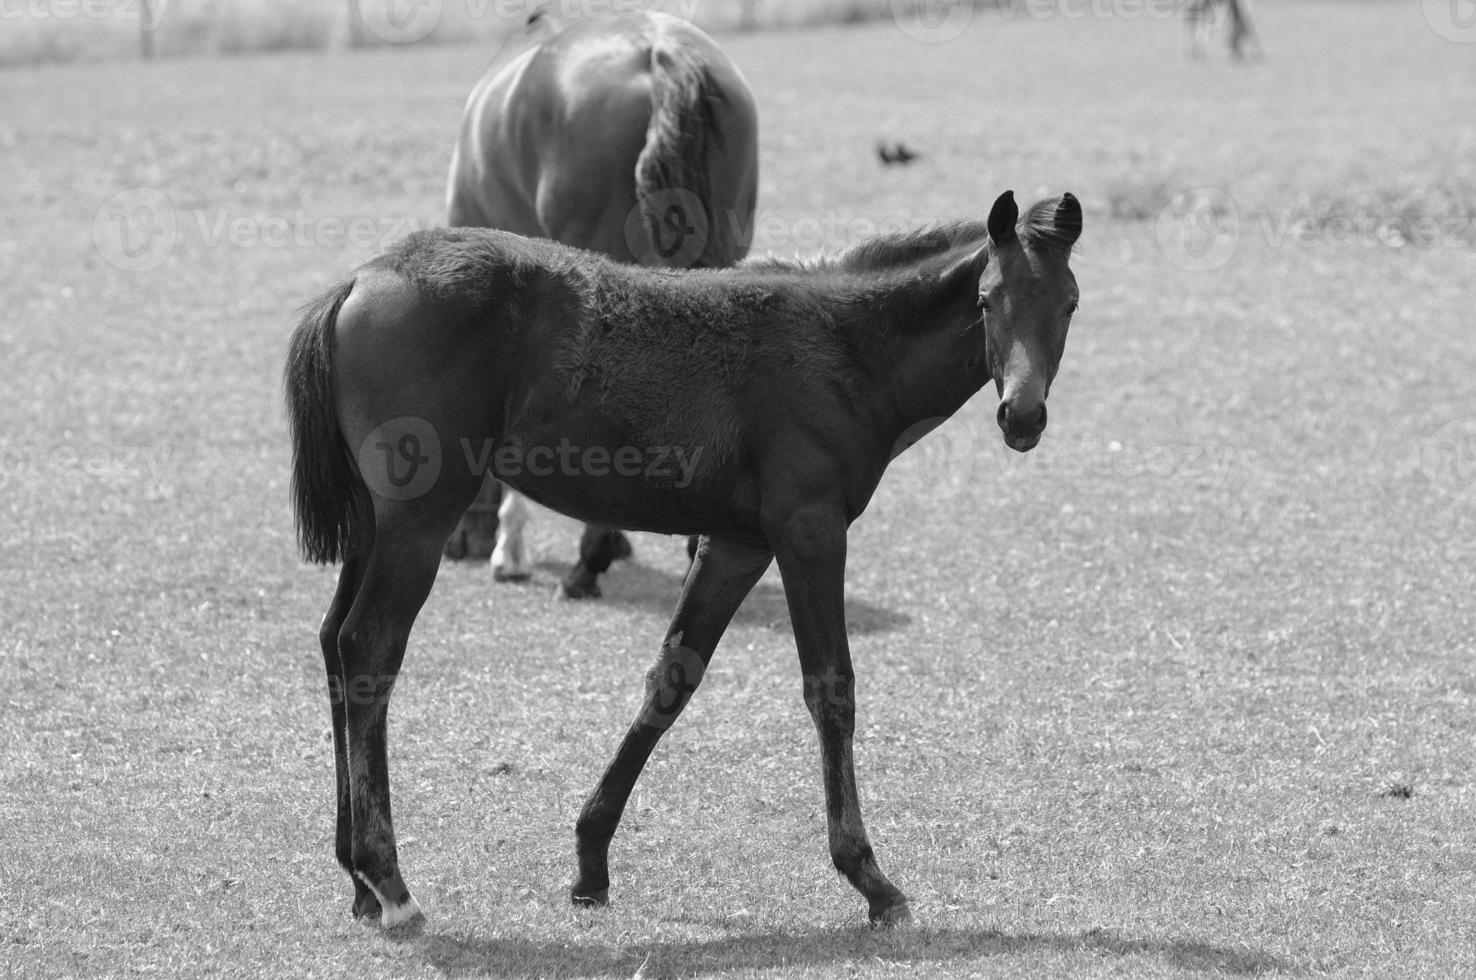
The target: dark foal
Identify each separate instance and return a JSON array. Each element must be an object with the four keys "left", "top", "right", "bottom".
[
  {"left": 285, "top": 190, "right": 1082, "bottom": 929},
  {"left": 441, "top": 9, "right": 758, "bottom": 599}
]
